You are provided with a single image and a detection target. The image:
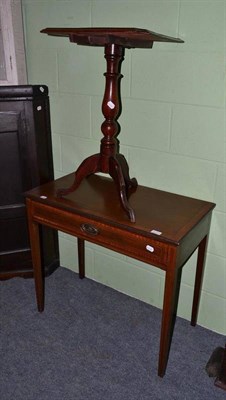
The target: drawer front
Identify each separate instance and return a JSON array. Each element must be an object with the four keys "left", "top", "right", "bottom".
[{"left": 32, "top": 202, "right": 170, "bottom": 269}]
